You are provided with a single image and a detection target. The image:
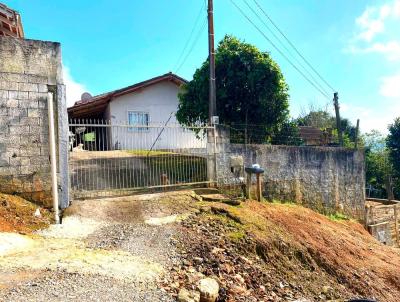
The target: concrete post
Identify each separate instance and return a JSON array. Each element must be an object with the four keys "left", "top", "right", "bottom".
[
  {"left": 56, "top": 84, "right": 69, "bottom": 209},
  {"left": 206, "top": 128, "right": 216, "bottom": 186},
  {"left": 206, "top": 125, "right": 230, "bottom": 187}
]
